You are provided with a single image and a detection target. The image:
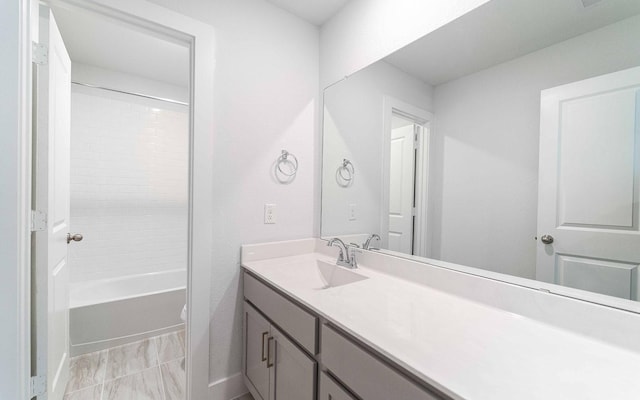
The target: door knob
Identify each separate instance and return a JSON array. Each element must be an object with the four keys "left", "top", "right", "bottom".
[
  {"left": 540, "top": 234, "right": 554, "bottom": 244},
  {"left": 67, "top": 233, "right": 83, "bottom": 244}
]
